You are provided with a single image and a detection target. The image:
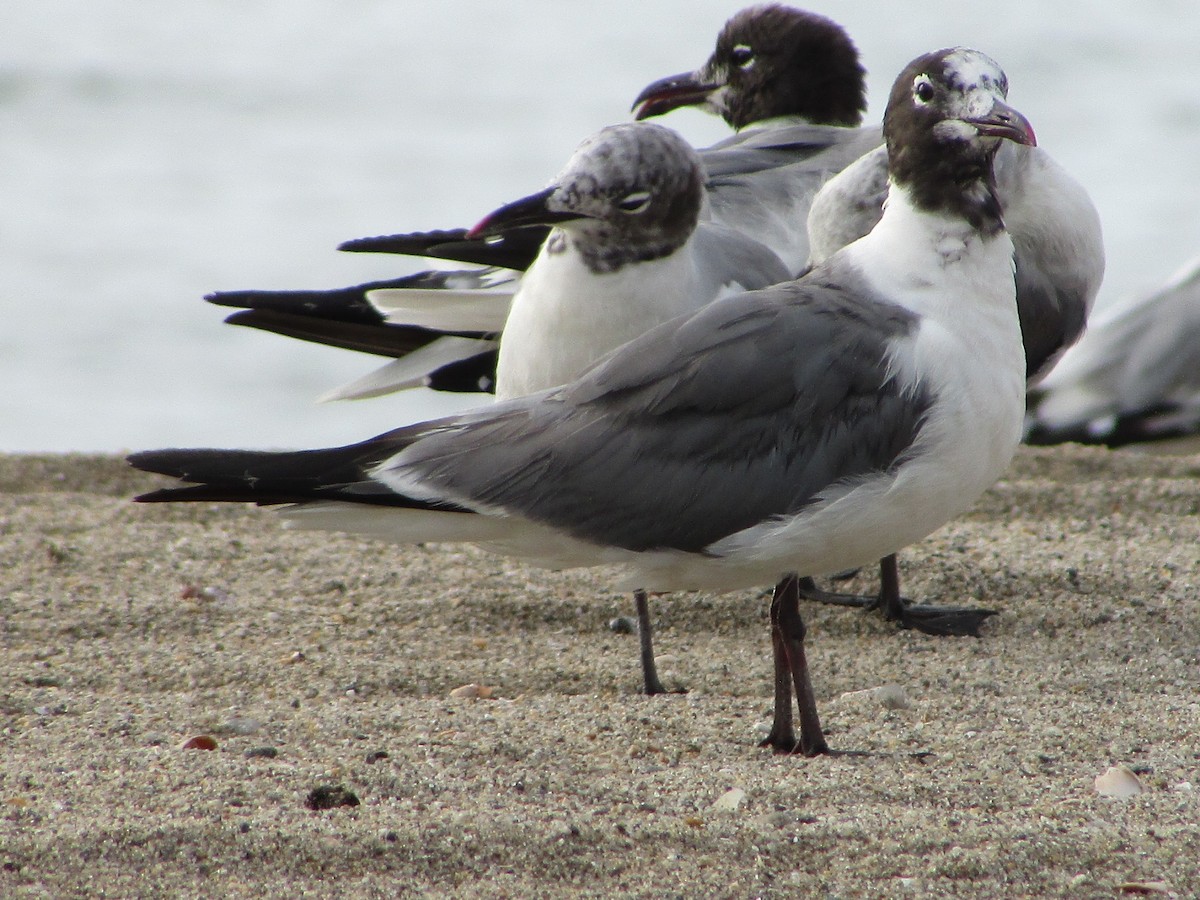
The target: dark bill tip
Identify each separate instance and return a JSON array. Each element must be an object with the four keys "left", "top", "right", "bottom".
[
  {"left": 630, "top": 71, "right": 719, "bottom": 121},
  {"left": 466, "top": 186, "right": 582, "bottom": 239}
]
